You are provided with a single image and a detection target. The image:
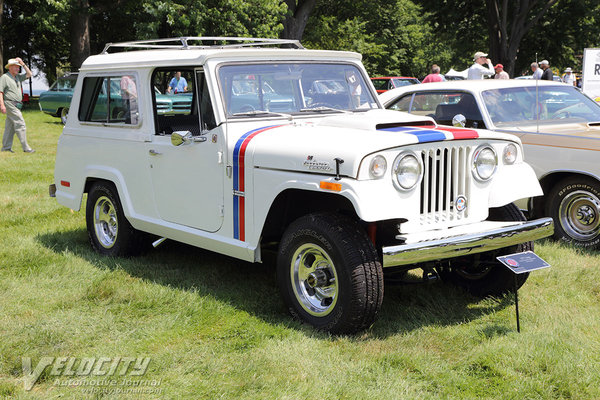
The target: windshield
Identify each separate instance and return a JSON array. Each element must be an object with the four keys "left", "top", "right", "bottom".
[
  {"left": 218, "top": 63, "right": 379, "bottom": 116},
  {"left": 49, "top": 76, "right": 77, "bottom": 91},
  {"left": 482, "top": 86, "right": 600, "bottom": 127}
]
